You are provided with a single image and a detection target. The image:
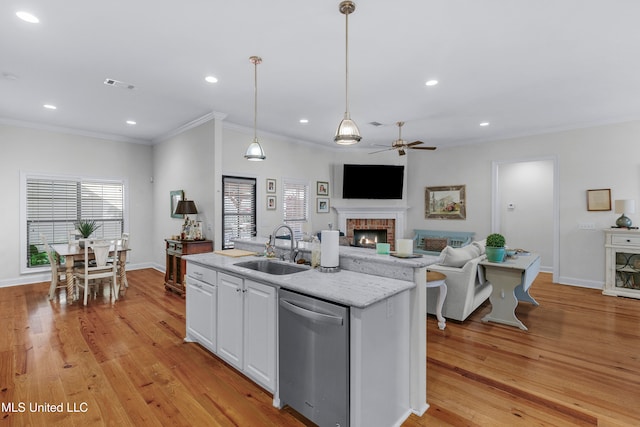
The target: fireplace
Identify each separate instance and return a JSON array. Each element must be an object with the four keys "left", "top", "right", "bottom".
[
  {"left": 353, "top": 229, "right": 387, "bottom": 248},
  {"left": 333, "top": 206, "right": 408, "bottom": 252}
]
